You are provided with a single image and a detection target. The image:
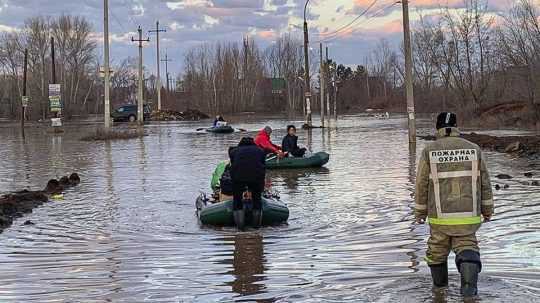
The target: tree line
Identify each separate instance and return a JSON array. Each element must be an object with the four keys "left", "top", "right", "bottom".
[
  {"left": 0, "top": 15, "right": 148, "bottom": 120},
  {"left": 334, "top": 0, "right": 540, "bottom": 127},
  {"left": 1, "top": 0, "right": 540, "bottom": 128}
]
